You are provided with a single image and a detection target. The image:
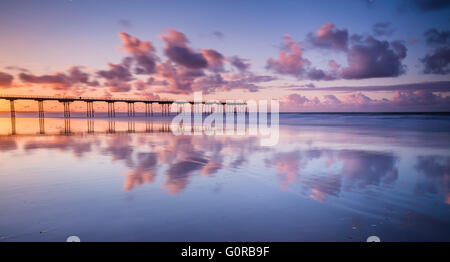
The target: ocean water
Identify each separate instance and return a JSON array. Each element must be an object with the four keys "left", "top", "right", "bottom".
[{"left": 0, "top": 113, "right": 449, "bottom": 241}]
